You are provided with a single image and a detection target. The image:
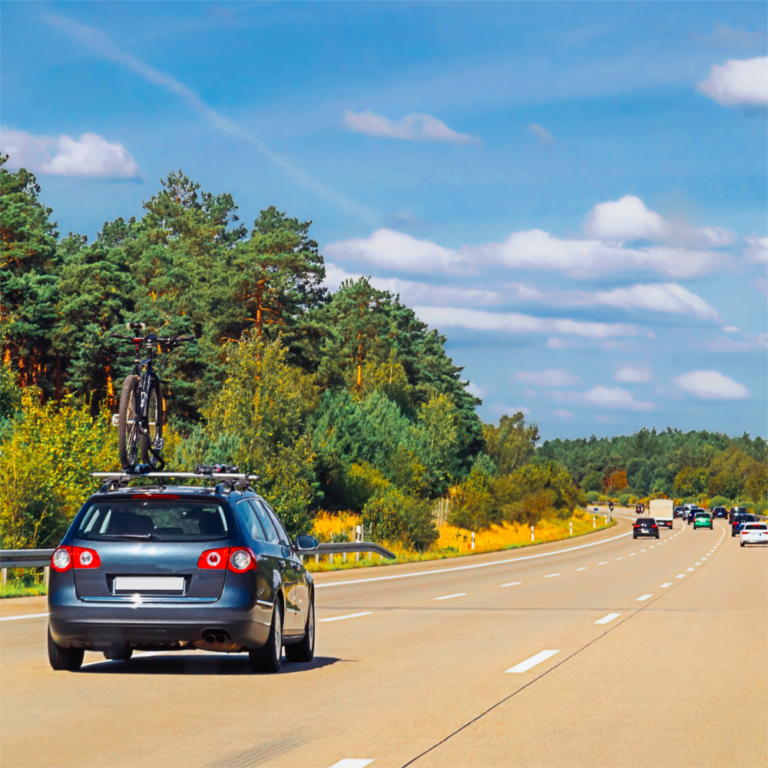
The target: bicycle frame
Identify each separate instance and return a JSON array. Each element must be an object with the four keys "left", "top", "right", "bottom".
[{"left": 128, "top": 335, "right": 165, "bottom": 467}]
